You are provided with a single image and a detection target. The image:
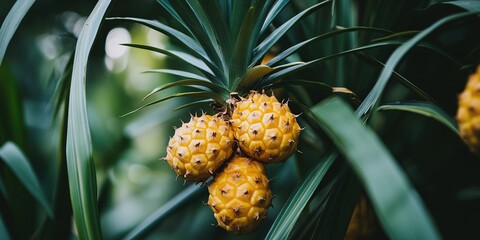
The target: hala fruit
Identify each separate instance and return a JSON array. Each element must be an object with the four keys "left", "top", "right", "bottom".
[
  {"left": 208, "top": 156, "right": 272, "bottom": 234},
  {"left": 164, "top": 114, "right": 234, "bottom": 182},
  {"left": 457, "top": 66, "right": 480, "bottom": 155},
  {"left": 231, "top": 92, "right": 301, "bottom": 163}
]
